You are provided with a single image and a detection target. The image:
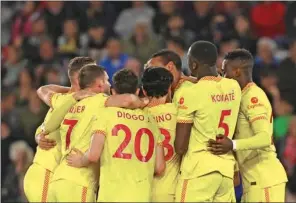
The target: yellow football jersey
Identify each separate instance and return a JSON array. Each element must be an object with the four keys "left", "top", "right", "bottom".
[
  {"left": 177, "top": 76, "right": 241, "bottom": 179},
  {"left": 234, "top": 82, "right": 287, "bottom": 192},
  {"left": 33, "top": 93, "right": 77, "bottom": 172},
  {"left": 52, "top": 93, "right": 108, "bottom": 190},
  {"left": 145, "top": 103, "right": 180, "bottom": 200},
  {"left": 93, "top": 107, "right": 161, "bottom": 202},
  {"left": 173, "top": 79, "right": 194, "bottom": 108}
]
